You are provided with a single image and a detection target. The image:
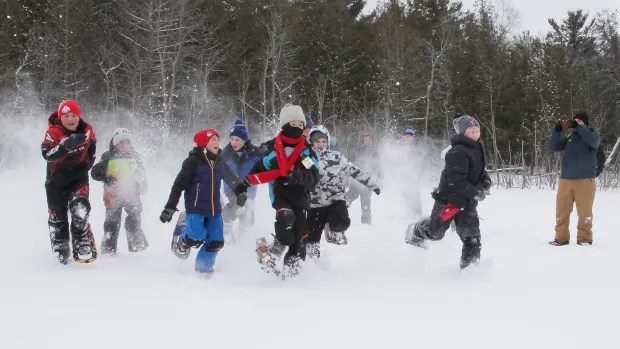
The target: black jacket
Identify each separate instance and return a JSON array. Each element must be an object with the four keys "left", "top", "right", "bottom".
[{"left": 435, "top": 135, "right": 491, "bottom": 208}]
